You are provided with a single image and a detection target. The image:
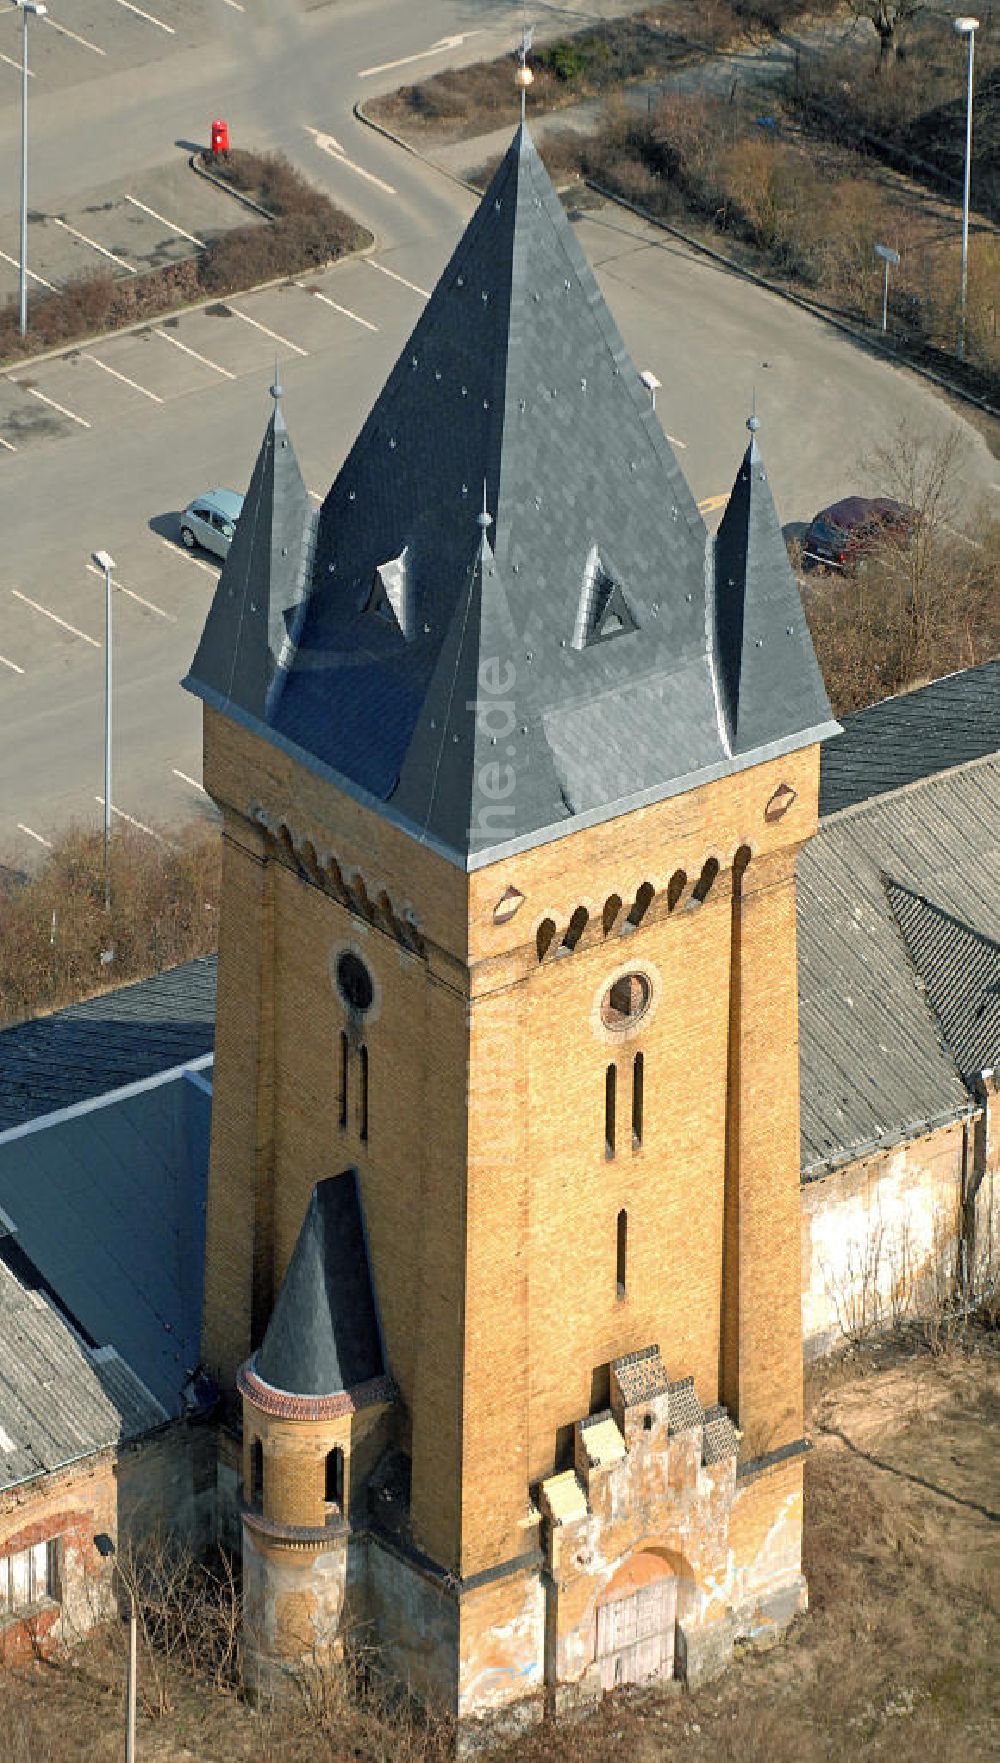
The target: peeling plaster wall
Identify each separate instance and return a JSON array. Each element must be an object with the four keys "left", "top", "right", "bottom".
[
  {"left": 458, "top": 1570, "right": 546, "bottom": 1717},
  {"left": 365, "top": 1538, "right": 460, "bottom": 1712},
  {"left": 801, "top": 1123, "right": 966, "bottom": 1357},
  {"left": 242, "top": 1524, "right": 350, "bottom": 1671}
]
